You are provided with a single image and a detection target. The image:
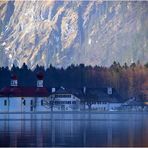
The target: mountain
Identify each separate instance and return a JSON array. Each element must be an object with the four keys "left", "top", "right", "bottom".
[{"left": 0, "top": 1, "right": 148, "bottom": 69}]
